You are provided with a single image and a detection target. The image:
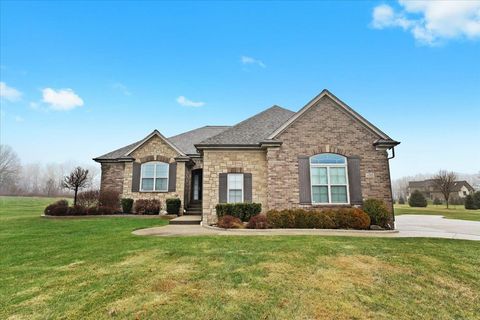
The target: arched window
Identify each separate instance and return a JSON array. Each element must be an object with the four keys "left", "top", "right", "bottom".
[
  {"left": 310, "top": 153, "right": 349, "bottom": 204},
  {"left": 140, "top": 162, "right": 169, "bottom": 191}
]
